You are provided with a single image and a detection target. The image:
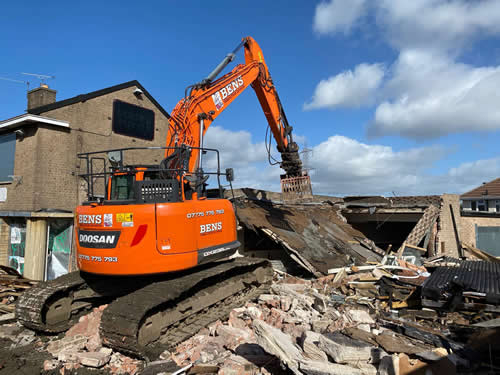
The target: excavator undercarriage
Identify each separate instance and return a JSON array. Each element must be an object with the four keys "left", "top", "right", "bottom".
[{"left": 17, "top": 258, "right": 272, "bottom": 359}]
